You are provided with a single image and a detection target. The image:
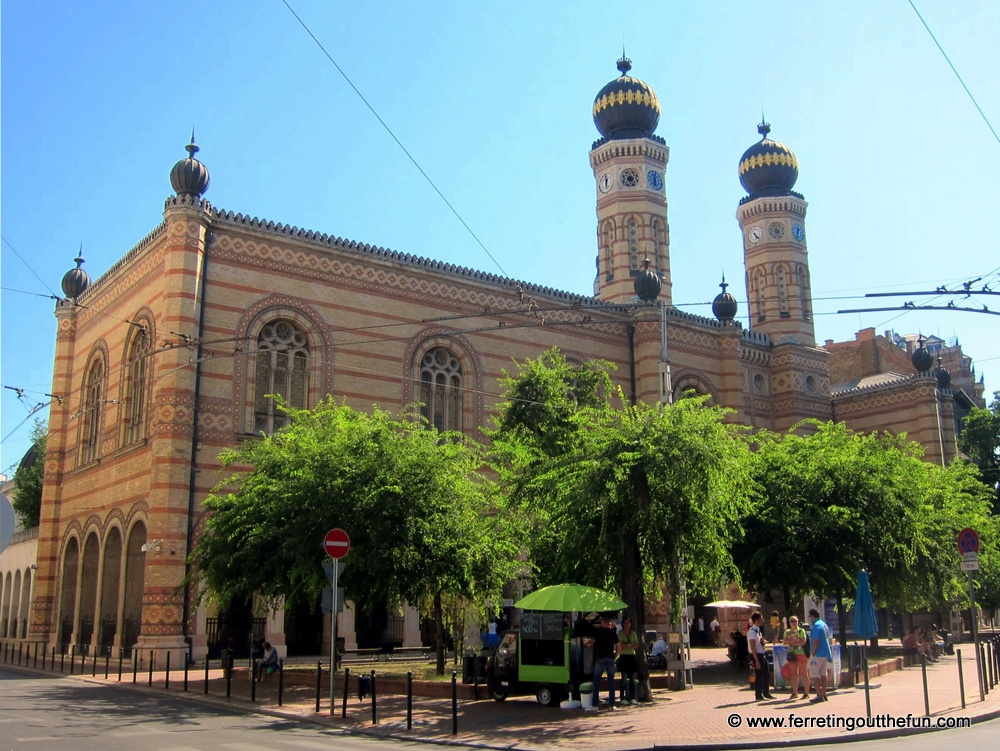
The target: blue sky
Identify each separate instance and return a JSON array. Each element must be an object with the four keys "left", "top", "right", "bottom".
[{"left": 2, "top": 0, "right": 999, "bottom": 468}]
